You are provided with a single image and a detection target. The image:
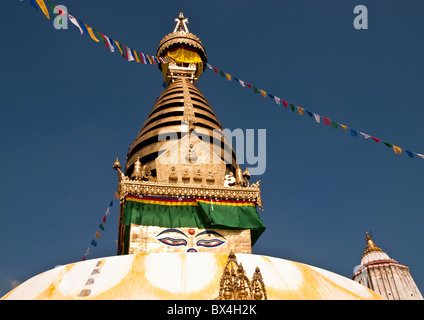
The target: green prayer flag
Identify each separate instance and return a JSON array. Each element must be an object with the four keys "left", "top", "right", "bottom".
[
  {"left": 331, "top": 121, "right": 338, "bottom": 129},
  {"left": 383, "top": 141, "right": 393, "bottom": 148},
  {"left": 290, "top": 104, "right": 296, "bottom": 112},
  {"left": 99, "top": 223, "right": 105, "bottom": 231},
  {"left": 219, "top": 70, "right": 226, "bottom": 77},
  {"left": 253, "top": 87, "right": 260, "bottom": 94}
]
